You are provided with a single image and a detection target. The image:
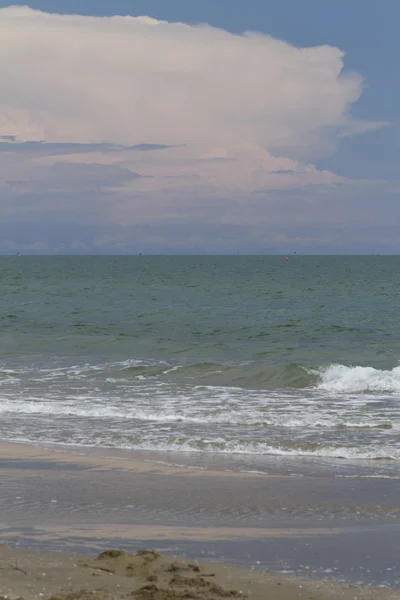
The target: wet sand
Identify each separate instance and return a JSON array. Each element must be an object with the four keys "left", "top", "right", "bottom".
[{"left": 0, "top": 441, "right": 399, "bottom": 596}]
